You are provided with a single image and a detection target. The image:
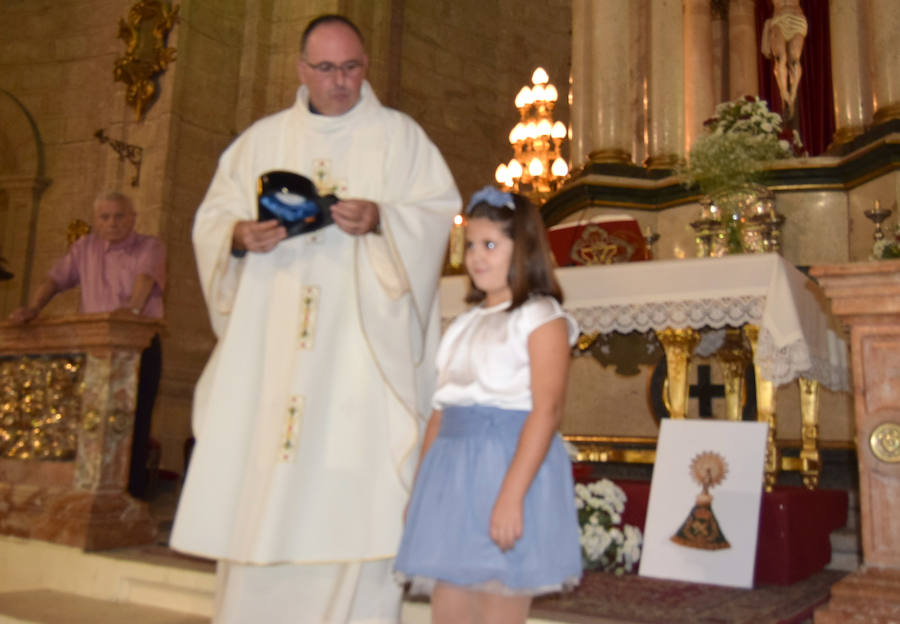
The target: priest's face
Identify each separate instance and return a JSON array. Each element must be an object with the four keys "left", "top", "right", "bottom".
[
  {"left": 298, "top": 22, "right": 368, "bottom": 116},
  {"left": 93, "top": 197, "right": 136, "bottom": 244},
  {"left": 465, "top": 217, "right": 514, "bottom": 307}
]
